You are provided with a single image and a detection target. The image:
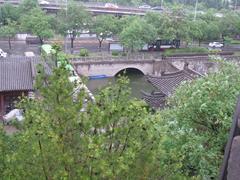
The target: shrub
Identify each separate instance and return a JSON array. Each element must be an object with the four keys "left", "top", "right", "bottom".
[
  {"left": 112, "top": 51, "right": 119, "bottom": 56},
  {"left": 79, "top": 48, "right": 89, "bottom": 57},
  {"left": 163, "top": 47, "right": 208, "bottom": 56},
  {"left": 121, "top": 52, "right": 127, "bottom": 56}
]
